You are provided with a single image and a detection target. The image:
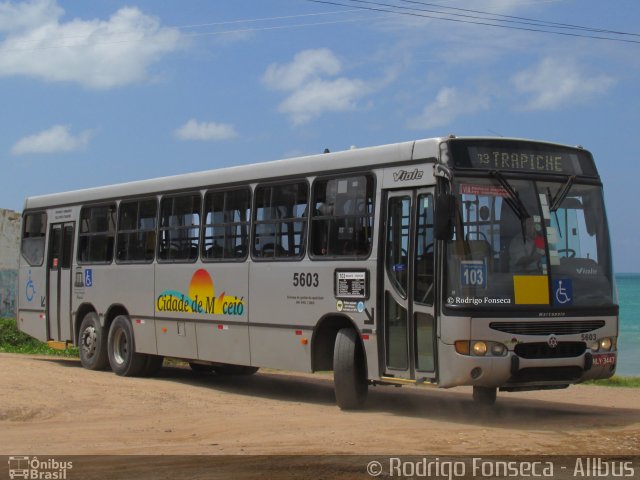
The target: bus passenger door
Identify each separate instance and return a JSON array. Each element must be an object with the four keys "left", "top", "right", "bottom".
[
  {"left": 47, "top": 222, "right": 74, "bottom": 342},
  {"left": 382, "top": 189, "right": 436, "bottom": 381}
]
